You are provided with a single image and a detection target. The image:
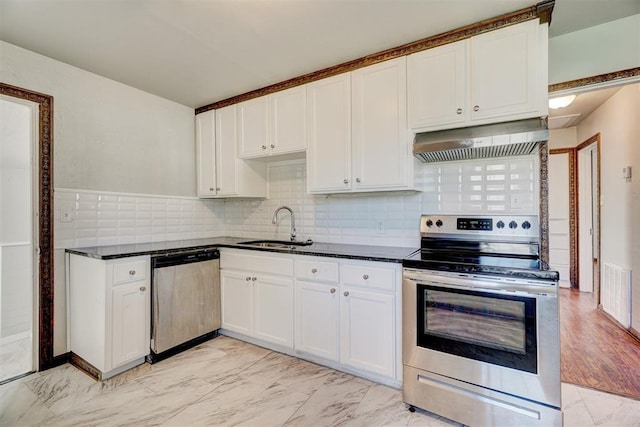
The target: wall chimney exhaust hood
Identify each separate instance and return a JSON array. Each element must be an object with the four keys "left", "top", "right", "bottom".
[{"left": 413, "top": 118, "right": 548, "bottom": 163}]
